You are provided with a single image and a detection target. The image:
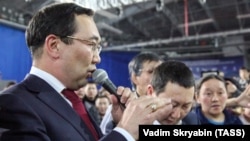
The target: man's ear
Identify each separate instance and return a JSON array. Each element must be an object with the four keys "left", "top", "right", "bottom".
[
  {"left": 194, "top": 92, "right": 200, "bottom": 104},
  {"left": 44, "top": 34, "right": 60, "bottom": 58},
  {"left": 147, "top": 84, "right": 156, "bottom": 97}
]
